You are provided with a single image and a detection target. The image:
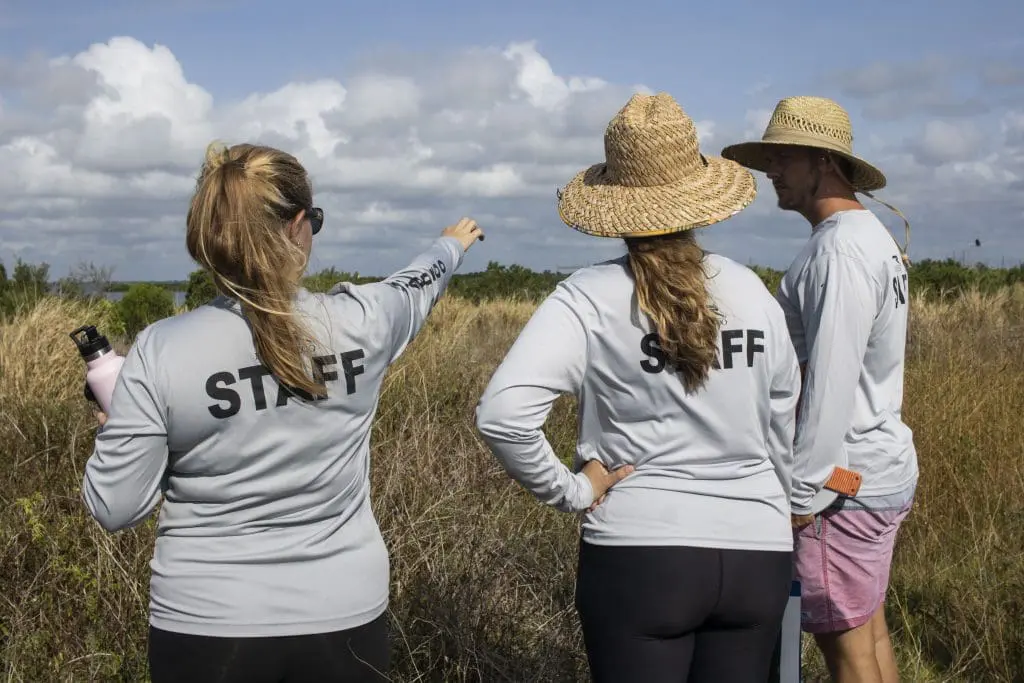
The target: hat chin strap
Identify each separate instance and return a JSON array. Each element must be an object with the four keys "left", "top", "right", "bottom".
[
  {"left": 828, "top": 157, "right": 912, "bottom": 267},
  {"left": 861, "top": 190, "right": 912, "bottom": 268}
]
